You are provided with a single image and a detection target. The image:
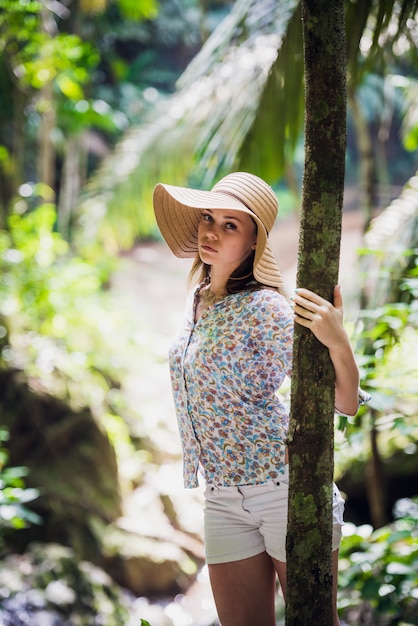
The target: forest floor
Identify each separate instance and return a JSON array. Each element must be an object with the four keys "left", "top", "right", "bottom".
[{"left": 110, "top": 206, "right": 368, "bottom": 626}]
